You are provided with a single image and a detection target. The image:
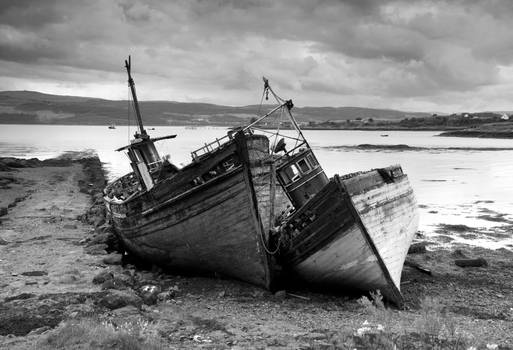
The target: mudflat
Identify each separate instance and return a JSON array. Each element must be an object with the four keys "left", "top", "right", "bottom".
[{"left": 0, "top": 156, "right": 512, "bottom": 349}]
